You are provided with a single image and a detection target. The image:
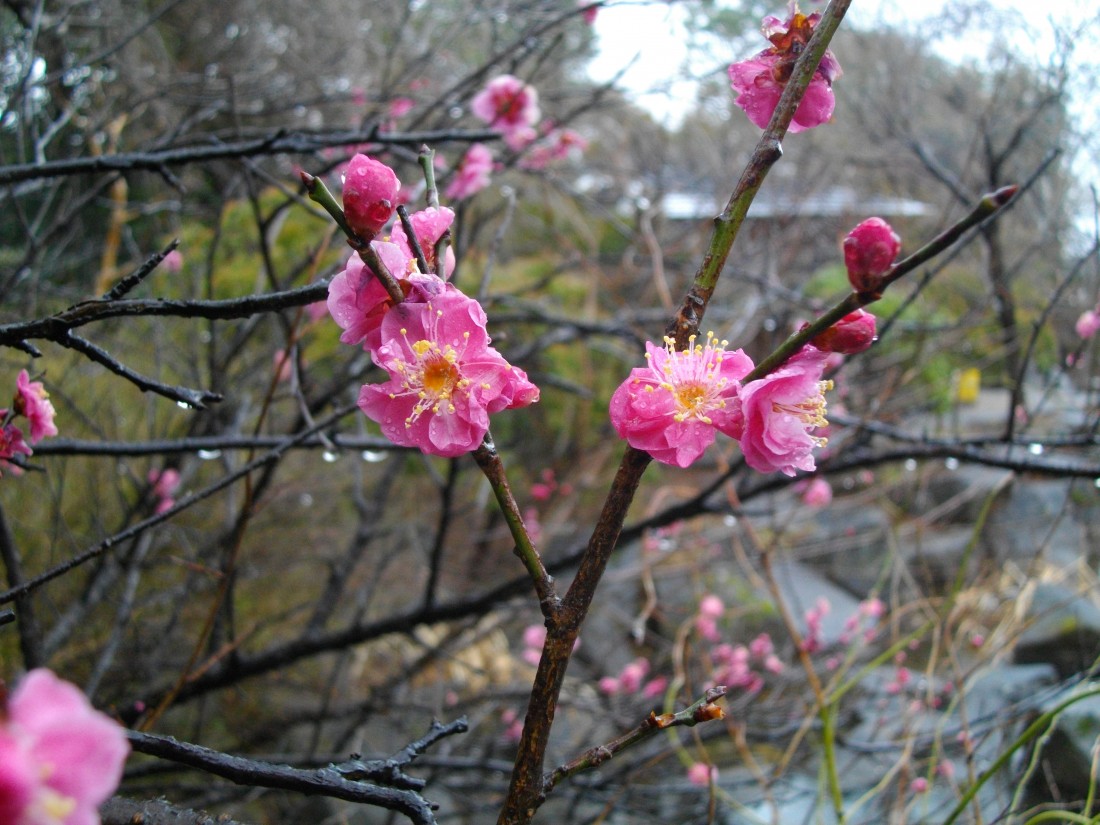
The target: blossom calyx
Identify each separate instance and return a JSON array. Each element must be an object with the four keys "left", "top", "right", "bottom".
[
  {"left": 342, "top": 154, "right": 400, "bottom": 240},
  {"left": 843, "top": 218, "right": 900, "bottom": 295},
  {"left": 810, "top": 309, "right": 877, "bottom": 355}
]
